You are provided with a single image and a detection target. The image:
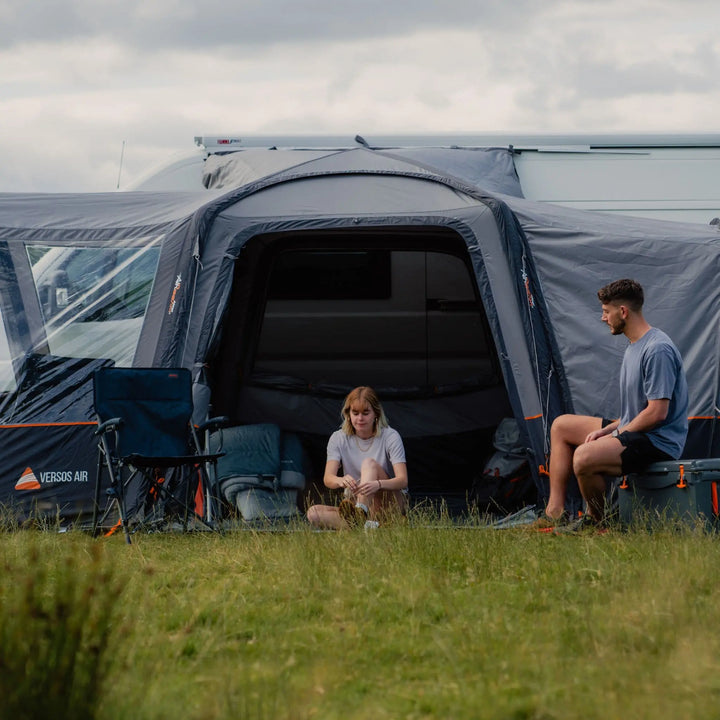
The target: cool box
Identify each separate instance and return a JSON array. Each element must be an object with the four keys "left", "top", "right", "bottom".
[{"left": 618, "top": 459, "right": 720, "bottom": 527}]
